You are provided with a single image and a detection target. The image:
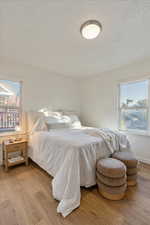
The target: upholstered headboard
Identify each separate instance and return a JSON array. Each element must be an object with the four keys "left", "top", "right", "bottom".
[{"left": 27, "top": 111, "right": 44, "bottom": 133}]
